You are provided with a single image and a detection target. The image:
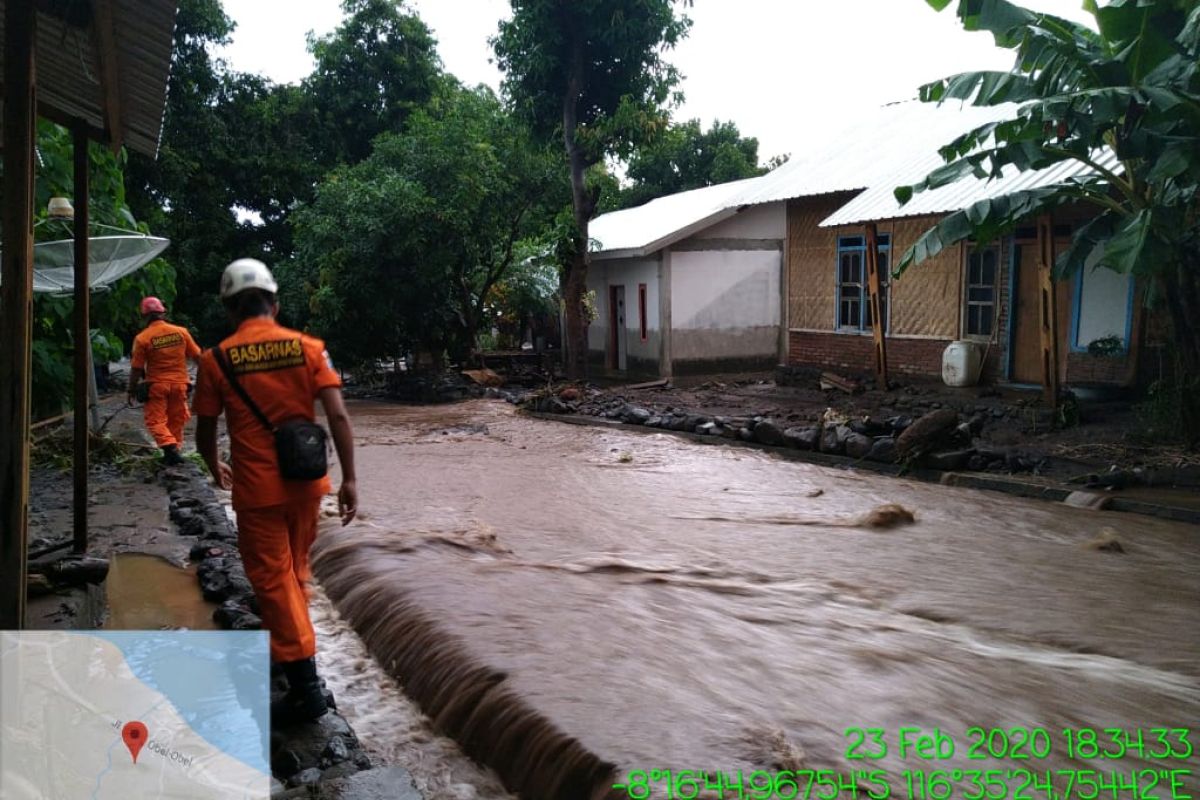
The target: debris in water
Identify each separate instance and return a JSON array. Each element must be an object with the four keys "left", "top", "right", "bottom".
[
  {"left": 462, "top": 368, "right": 505, "bottom": 388},
  {"left": 618, "top": 452, "right": 633, "bottom": 464},
  {"left": 757, "top": 727, "right": 809, "bottom": 772},
  {"left": 1063, "top": 490, "right": 1112, "bottom": 510},
  {"left": 861, "top": 503, "right": 916, "bottom": 528},
  {"left": 676, "top": 503, "right": 915, "bottom": 529},
  {"left": 1083, "top": 527, "right": 1125, "bottom": 553},
  {"left": 805, "top": 488, "right": 824, "bottom": 498}
]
